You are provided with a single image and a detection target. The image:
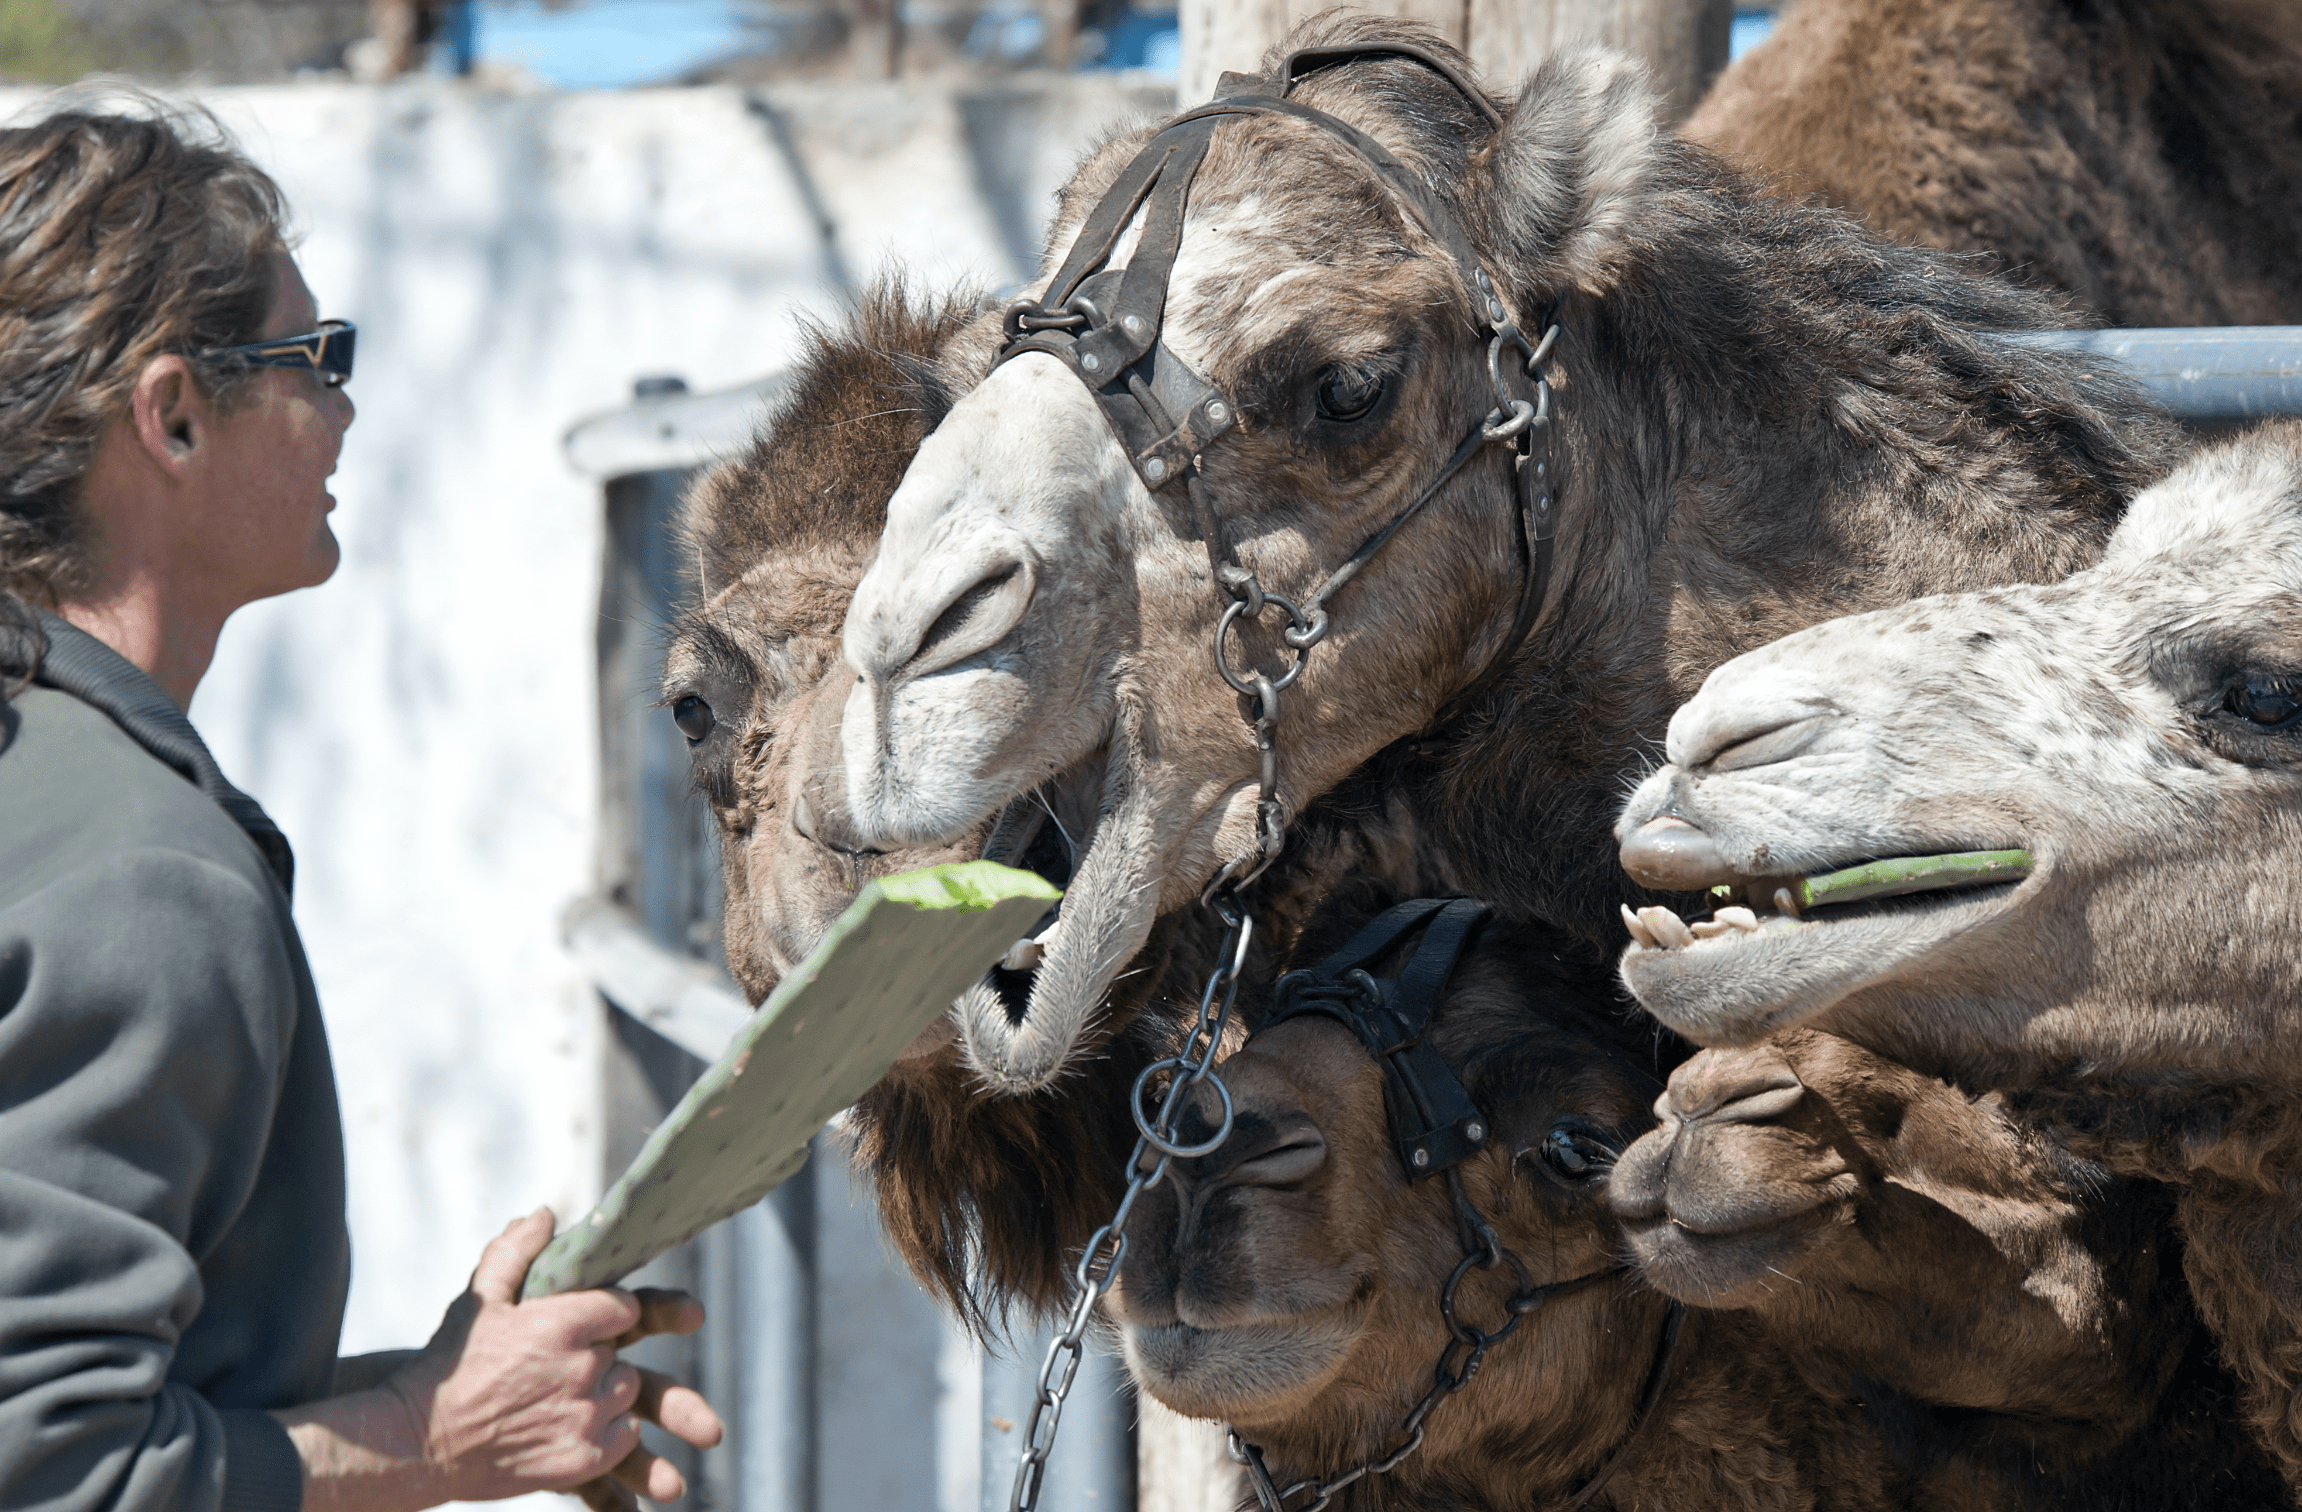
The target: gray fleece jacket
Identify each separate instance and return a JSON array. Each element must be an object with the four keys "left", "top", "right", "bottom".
[{"left": 0, "top": 613, "right": 347, "bottom": 1512}]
